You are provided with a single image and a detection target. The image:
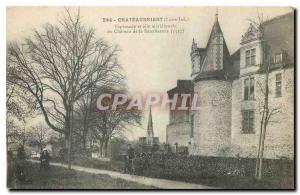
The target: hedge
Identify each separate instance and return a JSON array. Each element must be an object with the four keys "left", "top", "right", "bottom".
[{"left": 132, "top": 153, "right": 294, "bottom": 179}]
